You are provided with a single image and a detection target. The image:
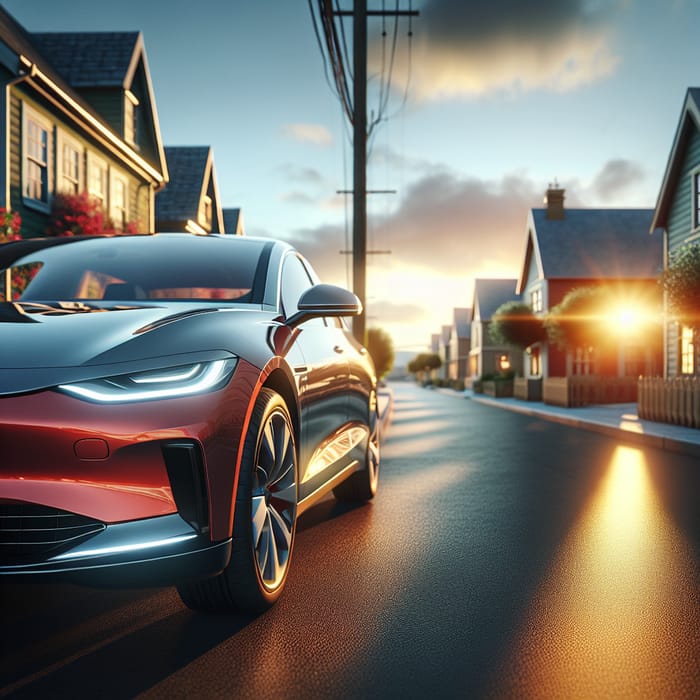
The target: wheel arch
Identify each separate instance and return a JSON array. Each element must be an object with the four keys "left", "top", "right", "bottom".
[{"left": 262, "top": 367, "right": 300, "bottom": 445}]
